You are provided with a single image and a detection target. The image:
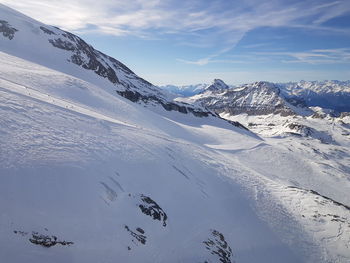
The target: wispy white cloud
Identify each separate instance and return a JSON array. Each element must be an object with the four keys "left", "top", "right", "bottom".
[
  {"left": 3, "top": 0, "right": 349, "bottom": 35},
  {"left": 255, "top": 48, "right": 350, "bottom": 64},
  {"left": 177, "top": 43, "right": 245, "bottom": 65},
  {"left": 1, "top": 0, "right": 350, "bottom": 65}
]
